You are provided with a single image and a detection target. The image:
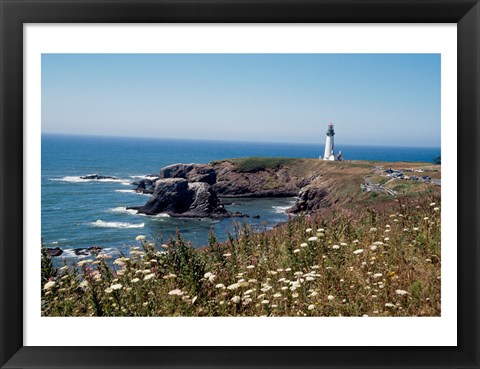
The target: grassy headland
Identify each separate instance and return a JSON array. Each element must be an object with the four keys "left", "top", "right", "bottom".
[{"left": 42, "top": 158, "right": 441, "bottom": 317}]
